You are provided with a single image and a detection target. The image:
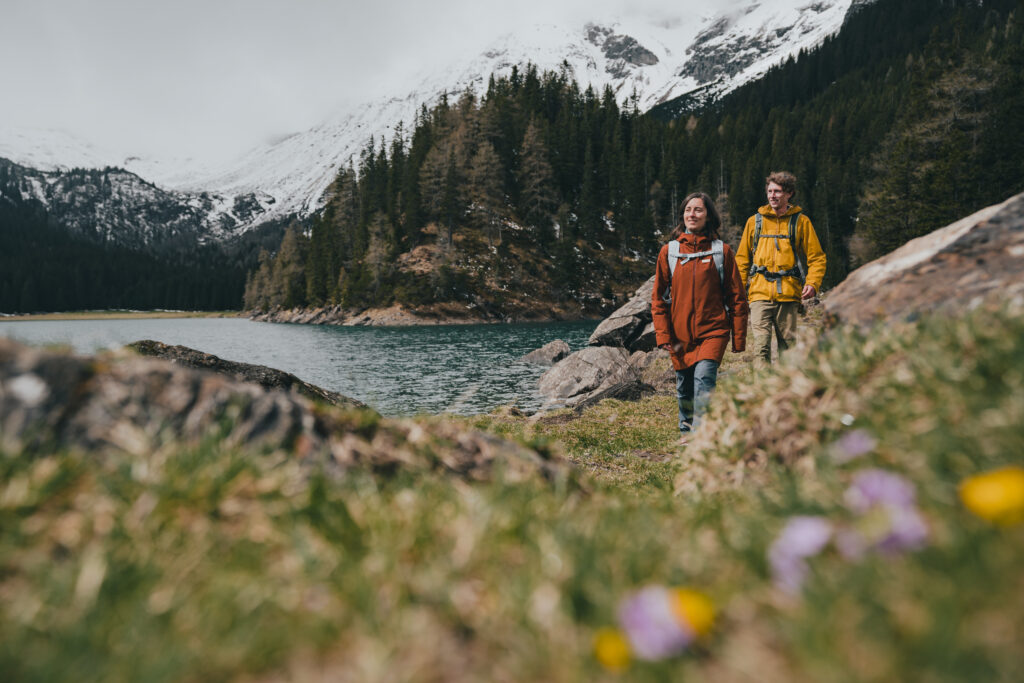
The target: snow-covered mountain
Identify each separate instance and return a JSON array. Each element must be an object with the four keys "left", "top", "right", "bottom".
[{"left": 0, "top": 0, "right": 860, "bottom": 246}]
